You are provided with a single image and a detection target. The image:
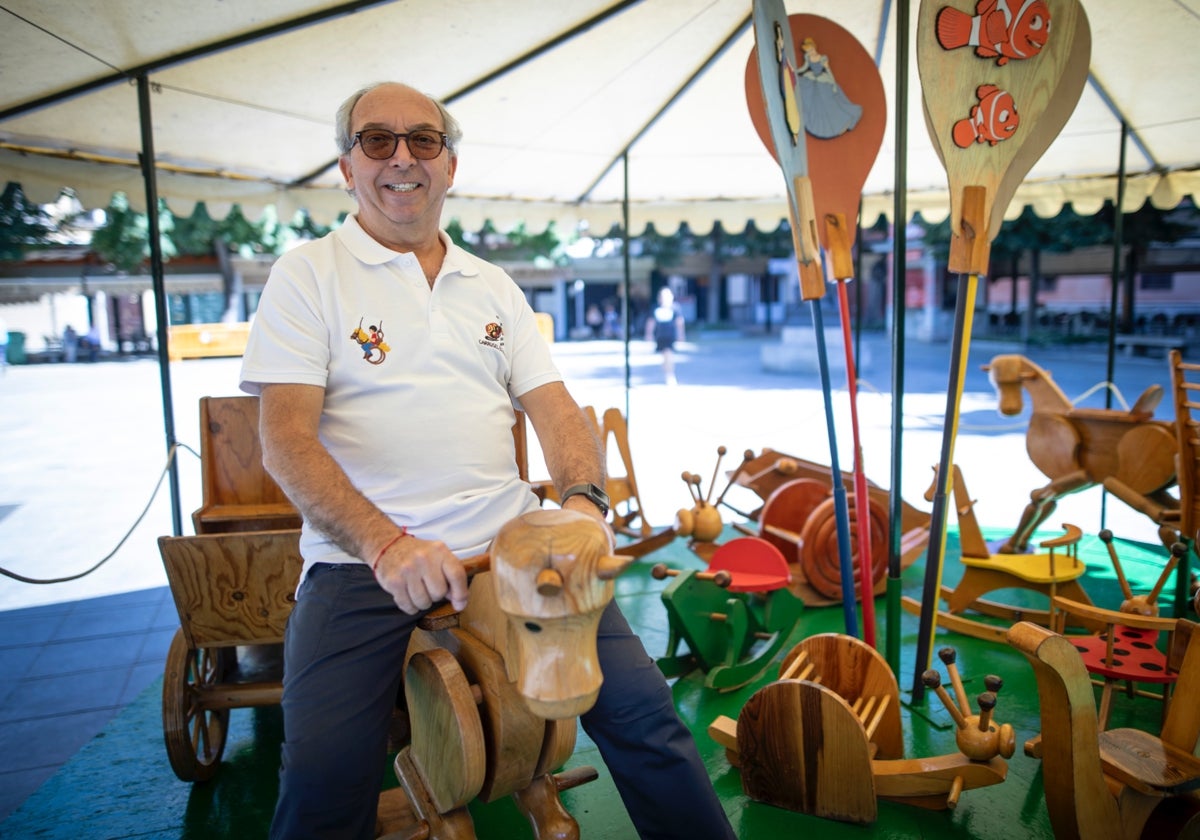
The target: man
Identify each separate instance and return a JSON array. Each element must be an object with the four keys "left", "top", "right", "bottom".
[{"left": 239, "top": 82, "right": 735, "bottom": 840}]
